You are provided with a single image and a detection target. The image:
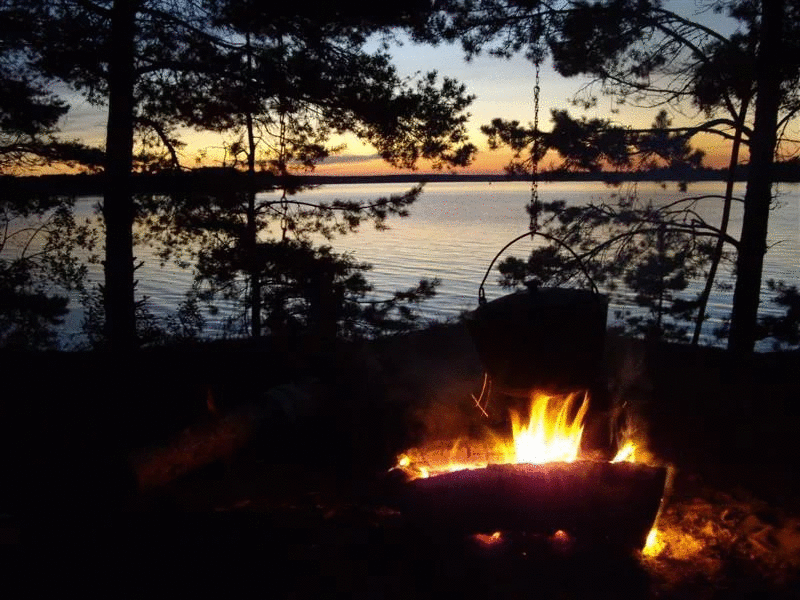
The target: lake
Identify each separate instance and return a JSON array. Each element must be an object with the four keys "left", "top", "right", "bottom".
[{"left": 54, "top": 181, "right": 800, "bottom": 349}]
